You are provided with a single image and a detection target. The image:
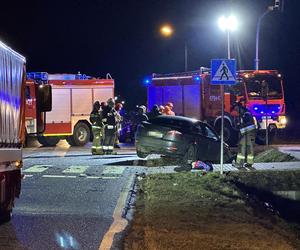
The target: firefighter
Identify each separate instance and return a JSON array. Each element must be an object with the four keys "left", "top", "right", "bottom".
[
  {"left": 114, "top": 103, "right": 123, "bottom": 148},
  {"left": 164, "top": 102, "right": 175, "bottom": 116},
  {"left": 102, "top": 98, "right": 118, "bottom": 154},
  {"left": 90, "top": 101, "right": 104, "bottom": 155},
  {"left": 147, "top": 104, "right": 162, "bottom": 120},
  {"left": 232, "top": 100, "right": 256, "bottom": 169}
]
